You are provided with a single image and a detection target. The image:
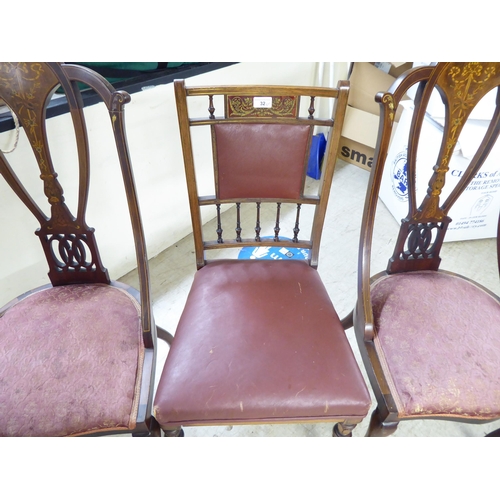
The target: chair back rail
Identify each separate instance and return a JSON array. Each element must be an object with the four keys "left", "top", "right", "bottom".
[{"left": 174, "top": 79, "right": 350, "bottom": 270}]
